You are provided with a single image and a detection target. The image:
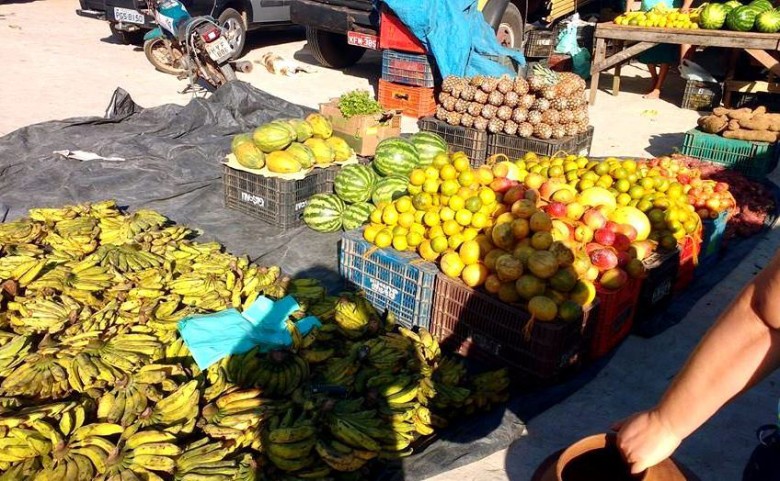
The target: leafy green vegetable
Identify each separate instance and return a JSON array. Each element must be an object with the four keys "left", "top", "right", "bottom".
[{"left": 338, "top": 90, "right": 383, "bottom": 119}]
